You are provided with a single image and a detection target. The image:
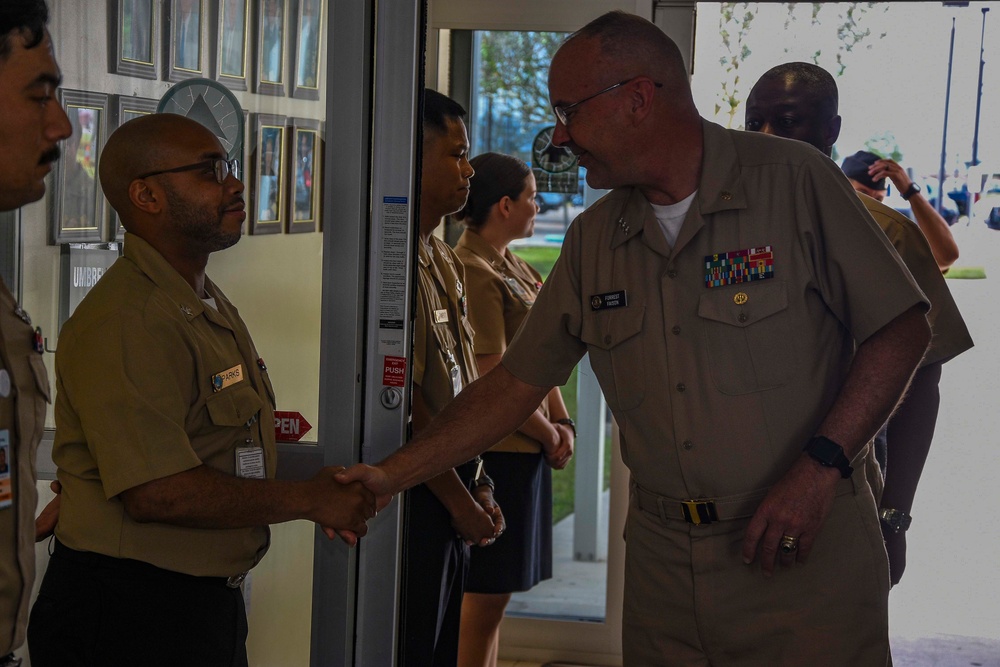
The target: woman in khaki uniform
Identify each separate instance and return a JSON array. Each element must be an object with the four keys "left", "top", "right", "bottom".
[{"left": 453, "top": 153, "right": 574, "bottom": 667}]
